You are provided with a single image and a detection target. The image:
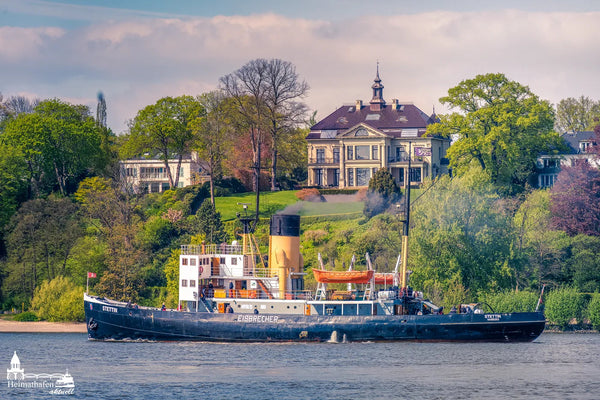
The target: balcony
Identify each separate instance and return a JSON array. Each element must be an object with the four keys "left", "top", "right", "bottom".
[
  {"left": 140, "top": 172, "right": 169, "bottom": 180},
  {"left": 309, "top": 157, "right": 339, "bottom": 165},
  {"left": 387, "top": 155, "right": 412, "bottom": 163}
]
